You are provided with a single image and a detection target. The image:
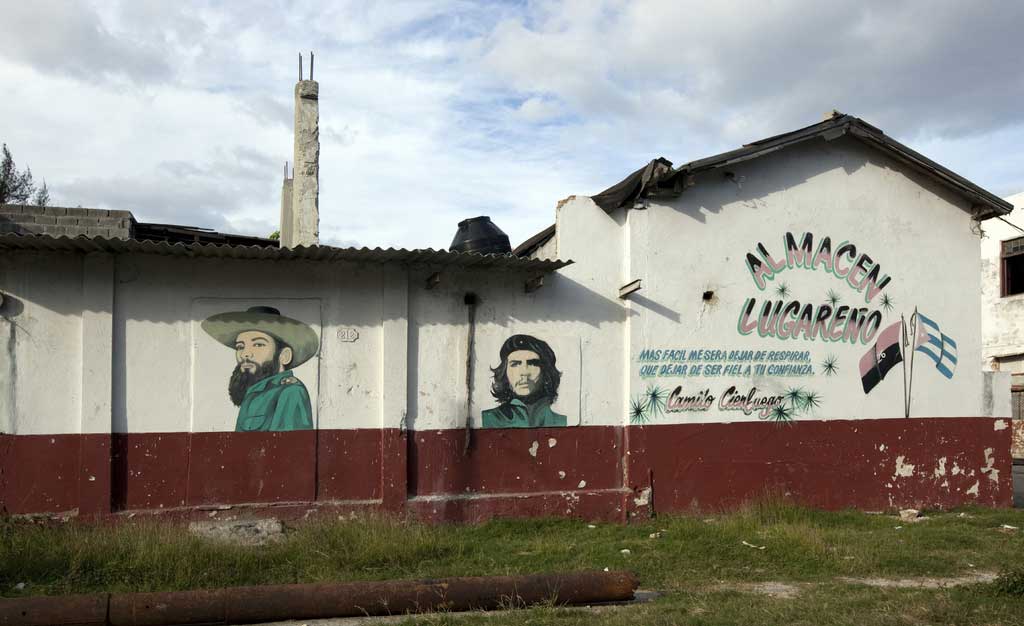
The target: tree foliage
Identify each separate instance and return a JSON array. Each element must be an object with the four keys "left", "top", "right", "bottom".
[
  {"left": 33, "top": 181, "right": 49, "bottom": 207},
  {"left": 0, "top": 143, "right": 48, "bottom": 206}
]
